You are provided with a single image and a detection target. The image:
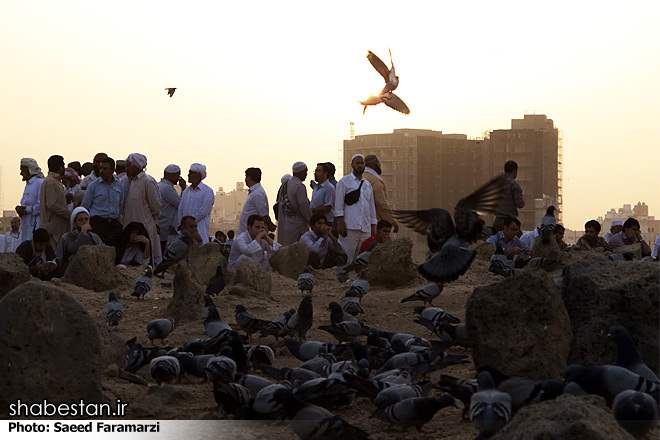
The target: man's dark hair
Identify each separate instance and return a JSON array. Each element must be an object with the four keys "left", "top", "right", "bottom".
[
  {"left": 33, "top": 228, "right": 50, "bottom": 243},
  {"left": 247, "top": 214, "right": 265, "bottom": 227},
  {"left": 310, "top": 213, "right": 328, "bottom": 226},
  {"left": 115, "top": 160, "right": 126, "bottom": 173},
  {"left": 245, "top": 167, "right": 262, "bottom": 183},
  {"left": 324, "top": 162, "right": 336, "bottom": 177},
  {"left": 554, "top": 224, "right": 565, "bottom": 234},
  {"left": 215, "top": 230, "right": 226, "bottom": 239},
  {"left": 504, "top": 216, "right": 521, "bottom": 228},
  {"left": 47, "top": 155, "right": 65, "bottom": 173},
  {"left": 100, "top": 157, "right": 115, "bottom": 171},
  {"left": 504, "top": 160, "right": 518, "bottom": 174},
  {"left": 584, "top": 219, "right": 601, "bottom": 233},
  {"left": 227, "top": 230, "right": 235, "bottom": 239},
  {"left": 68, "top": 161, "right": 81, "bottom": 173},
  {"left": 623, "top": 218, "right": 640, "bottom": 231},
  {"left": 180, "top": 215, "right": 196, "bottom": 228},
  {"left": 377, "top": 220, "right": 393, "bottom": 230},
  {"left": 316, "top": 163, "right": 331, "bottom": 177},
  {"left": 80, "top": 162, "right": 93, "bottom": 176}
]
